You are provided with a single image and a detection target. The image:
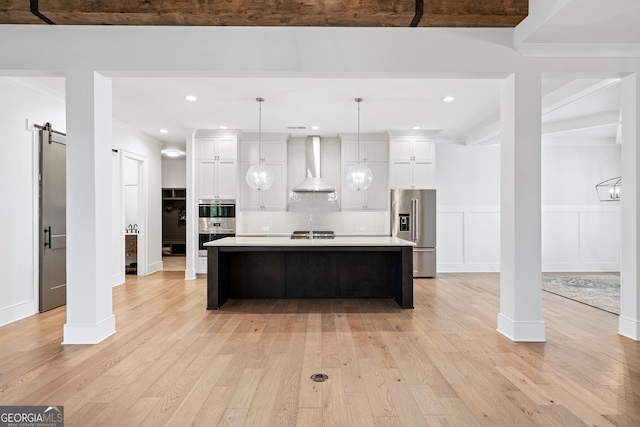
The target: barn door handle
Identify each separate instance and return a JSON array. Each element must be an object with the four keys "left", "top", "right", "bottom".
[{"left": 44, "top": 226, "right": 51, "bottom": 248}]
